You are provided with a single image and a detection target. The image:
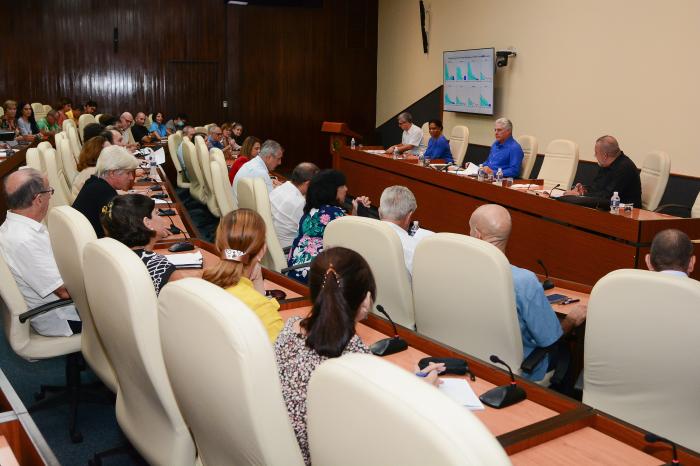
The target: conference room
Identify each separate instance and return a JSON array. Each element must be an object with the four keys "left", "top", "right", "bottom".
[{"left": 0, "top": 0, "right": 699, "bottom": 465}]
